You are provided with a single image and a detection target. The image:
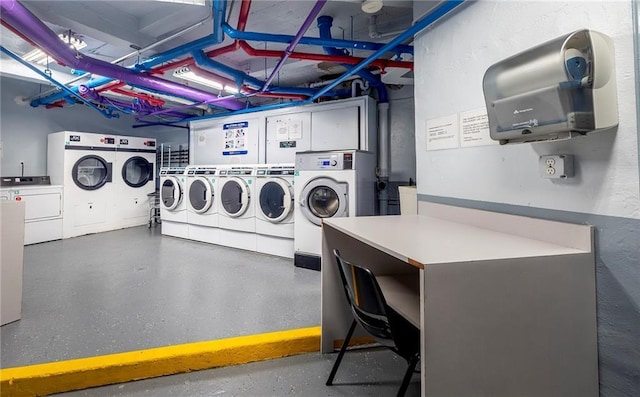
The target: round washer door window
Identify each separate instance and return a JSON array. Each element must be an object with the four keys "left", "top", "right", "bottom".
[
  {"left": 299, "top": 177, "right": 348, "bottom": 226},
  {"left": 220, "top": 177, "right": 250, "bottom": 217},
  {"left": 72, "top": 155, "right": 112, "bottom": 191},
  {"left": 161, "top": 177, "right": 182, "bottom": 210},
  {"left": 122, "top": 156, "right": 153, "bottom": 188},
  {"left": 259, "top": 178, "right": 293, "bottom": 223},
  {"left": 189, "top": 177, "right": 214, "bottom": 213}
]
